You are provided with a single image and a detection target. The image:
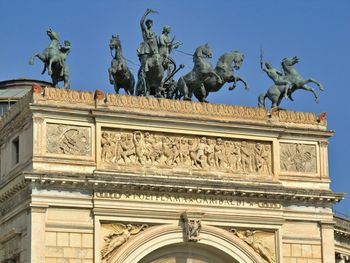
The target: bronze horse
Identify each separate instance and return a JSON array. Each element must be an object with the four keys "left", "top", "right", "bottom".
[{"left": 108, "top": 35, "right": 135, "bottom": 95}]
